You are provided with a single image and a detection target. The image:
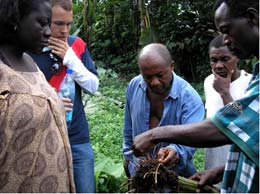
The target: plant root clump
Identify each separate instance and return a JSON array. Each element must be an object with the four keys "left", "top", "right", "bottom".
[
  {"left": 128, "top": 159, "right": 179, "bottom": 193},
  {"left": 128, "top": 158, "right": 219, "bottom": 193}
]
